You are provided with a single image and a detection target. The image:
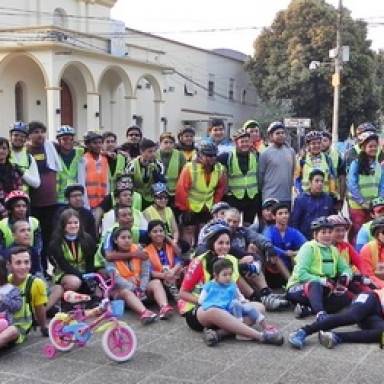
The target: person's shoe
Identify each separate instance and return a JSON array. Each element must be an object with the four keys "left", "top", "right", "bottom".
[
  {"left": 288, "top": 329, "right": 307, "bottom": 349},
  {"left": 159, "top": 304, "right": 174, "bottom": 320},
  {"left": 261, "top": 330, "right": 284, "bottom": 346},
  {"left": 261, "top": 293, "right": 290, "bottom": 311},
  {"left": 140, "top": 309, "right": 158, "bottom": 325},
  {"left": 202, "top": 328, "right": 220, "bottom": 347},
  {"left": 318, "top": 331, "right": 339, "bottom": 349},
  {"left": 316, "top": 311, "right": 328, "bottom": 322},
  {"left": 294, "top": 303, "right": 312, "bottom": 319}
]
